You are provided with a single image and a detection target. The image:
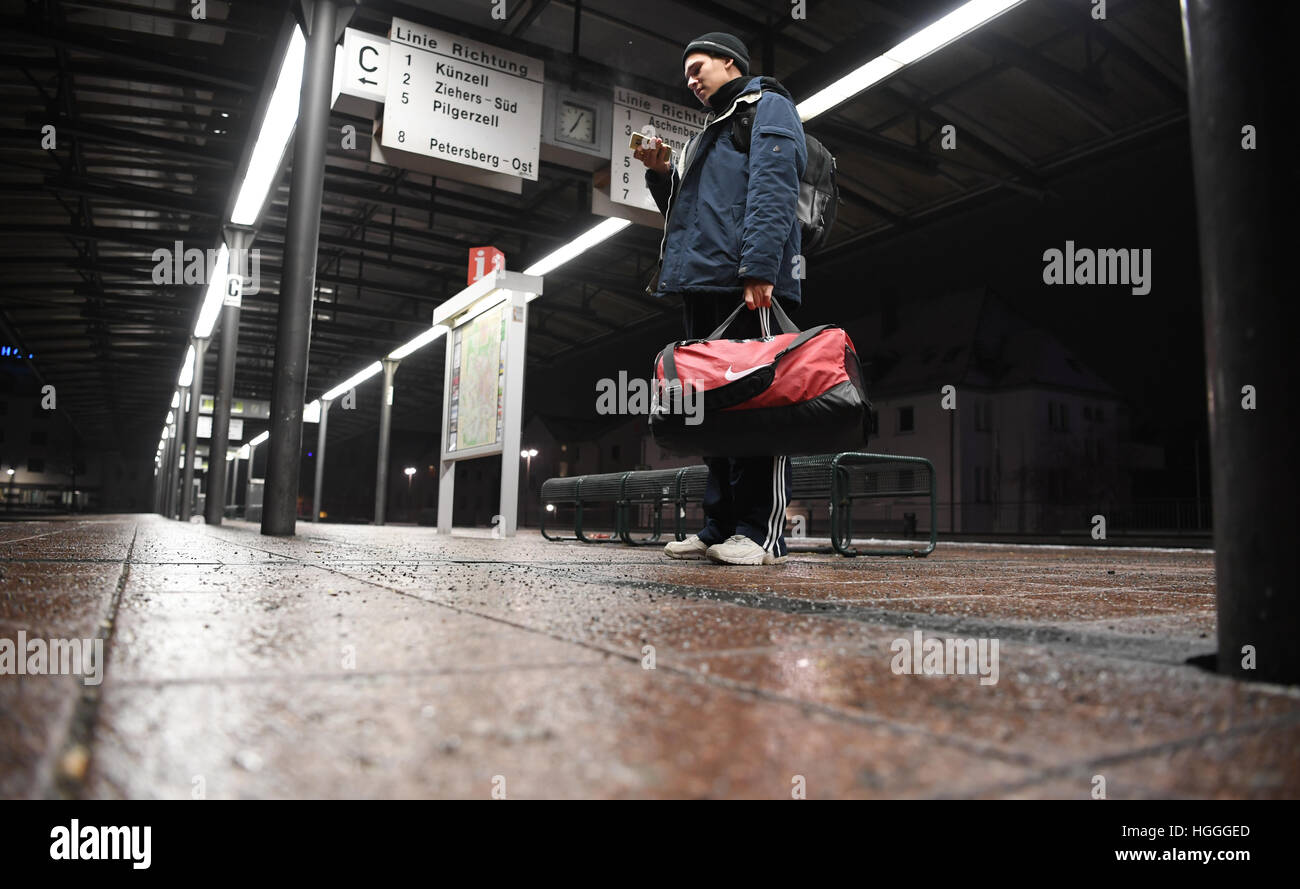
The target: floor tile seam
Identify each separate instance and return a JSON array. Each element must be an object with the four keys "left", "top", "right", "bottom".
[
  {"left": 101, "top": 658, "right": 609, "bottom": 690},
  {"left": 814, "top": 593, "right": 1206, "bottom": 606},
  {"left": 170, "top": 527, "right": 310, "bottom": 562},
  {"left": 669, "top": 666, "right": 1045, "bottom": 769},
  {"left": 942, "top": 710, "right": 1300, "bottom": 798},
  {"left": 0, "top": 530, "right": 72, "bottom": 546},
  {"left": 297, "top": 565, "right": 1046, "bottom": 766},
  {"left": 40, "top": 522, "right": 138, "bottom": 800},
  {"left": 509, "top": 566, "right": 1216, "bottom": 666},
  {"left": 1052, "top": 612, "right": 1218, "bottom": 626},
  {"left": 0, "top": 556, "right": 126, "bottom": 561},
  {"left": 523, "top": 560, "right": 1212, "bottom": 602},
  {"left": 302, "top": 562, "right": 664, "bottom": 663}
]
